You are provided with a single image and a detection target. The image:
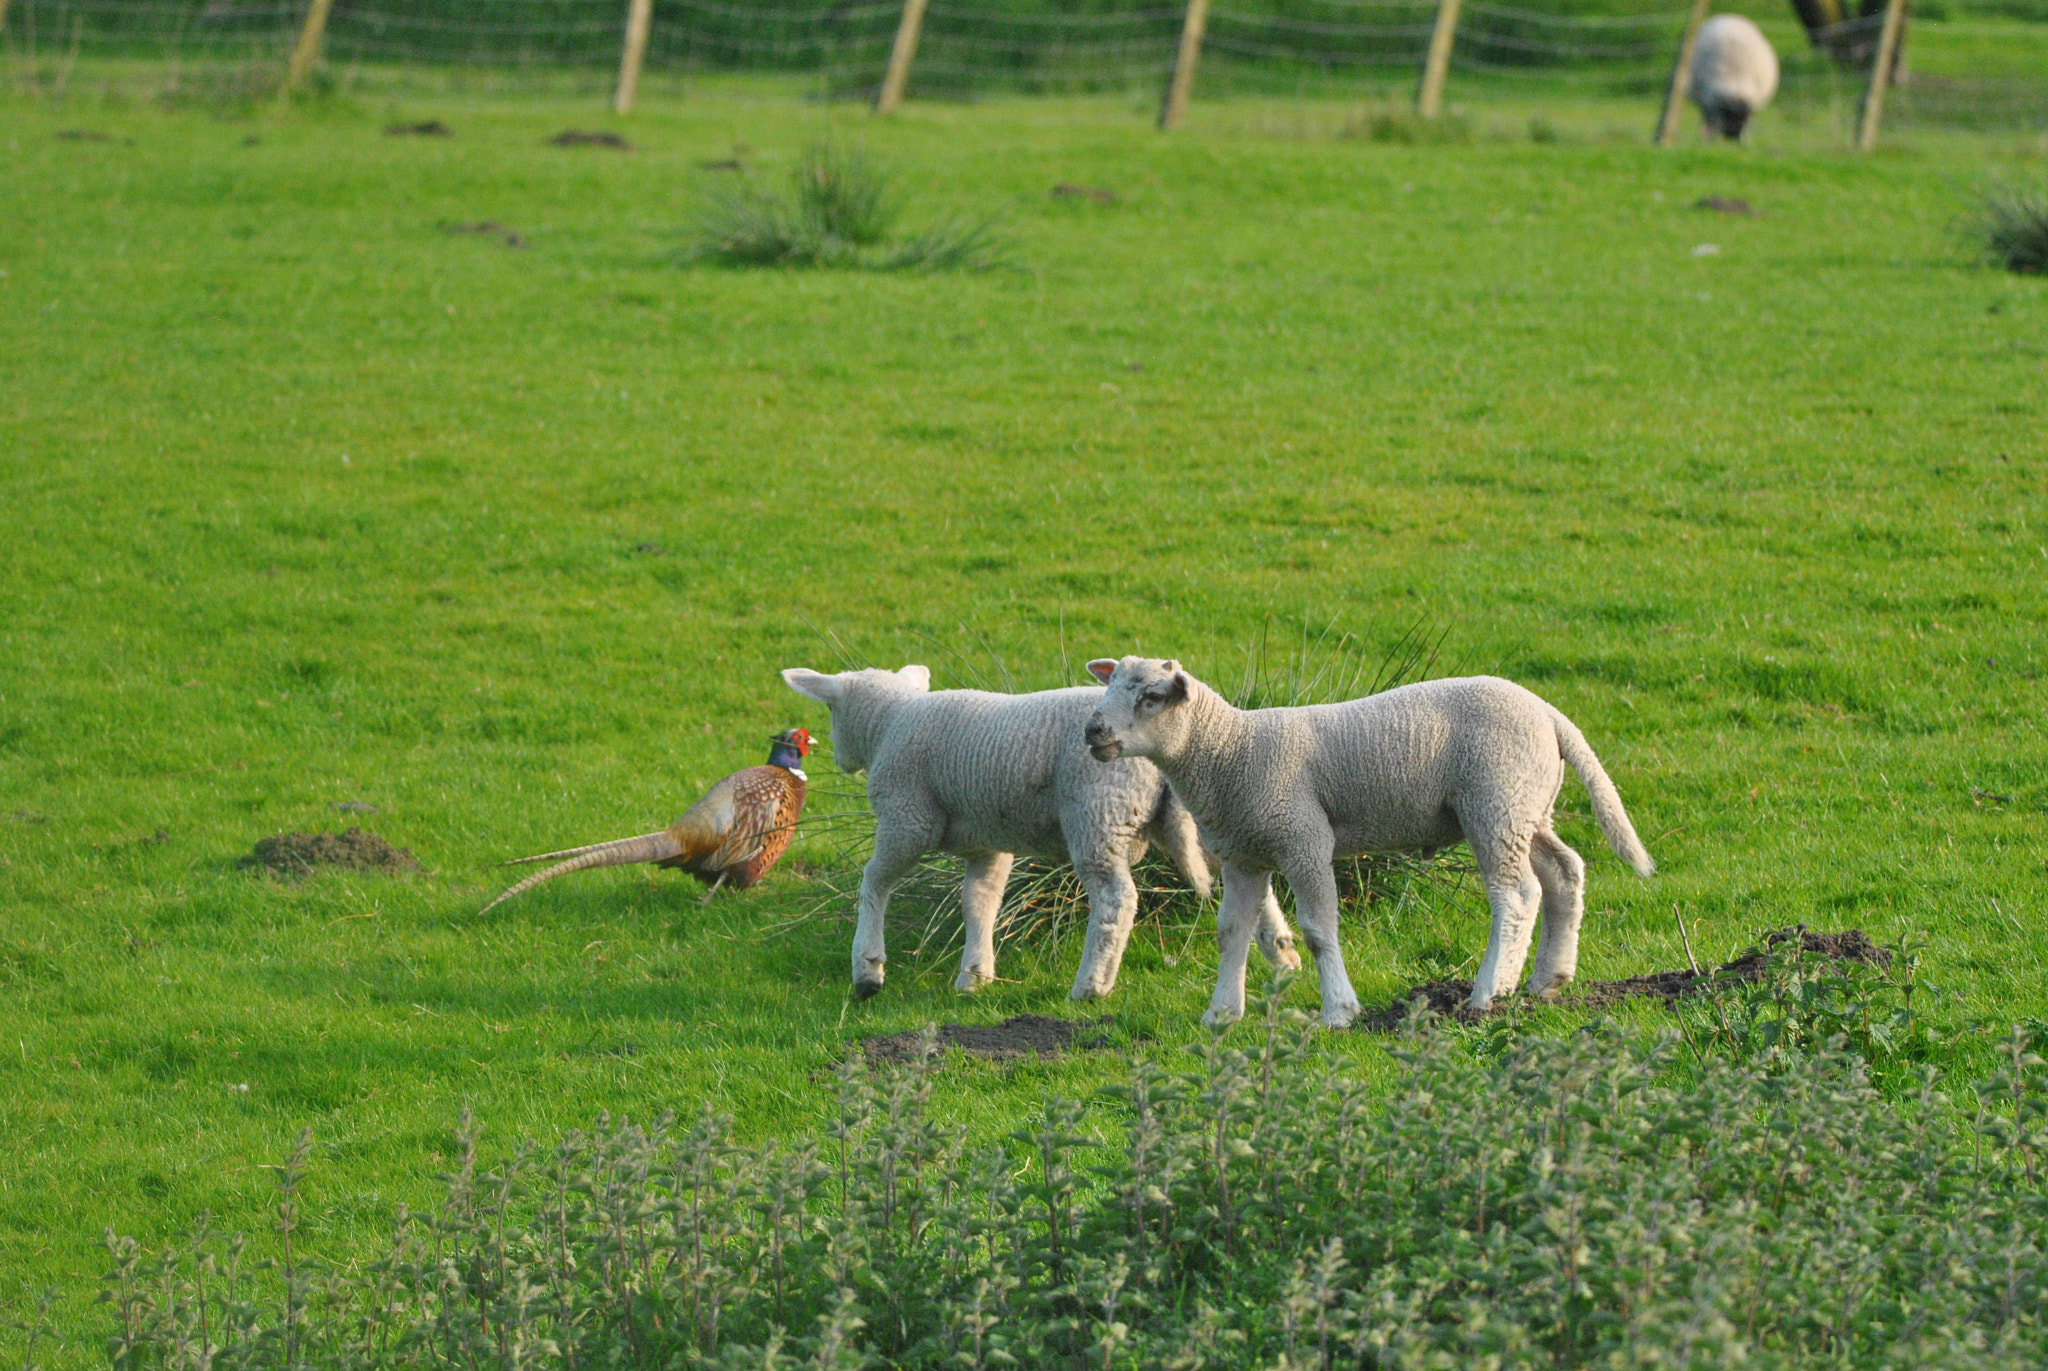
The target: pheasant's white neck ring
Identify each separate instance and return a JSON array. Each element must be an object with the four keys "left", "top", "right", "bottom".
[{"left": 783, "top": 766, "right": 808, "bottom": 781}]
